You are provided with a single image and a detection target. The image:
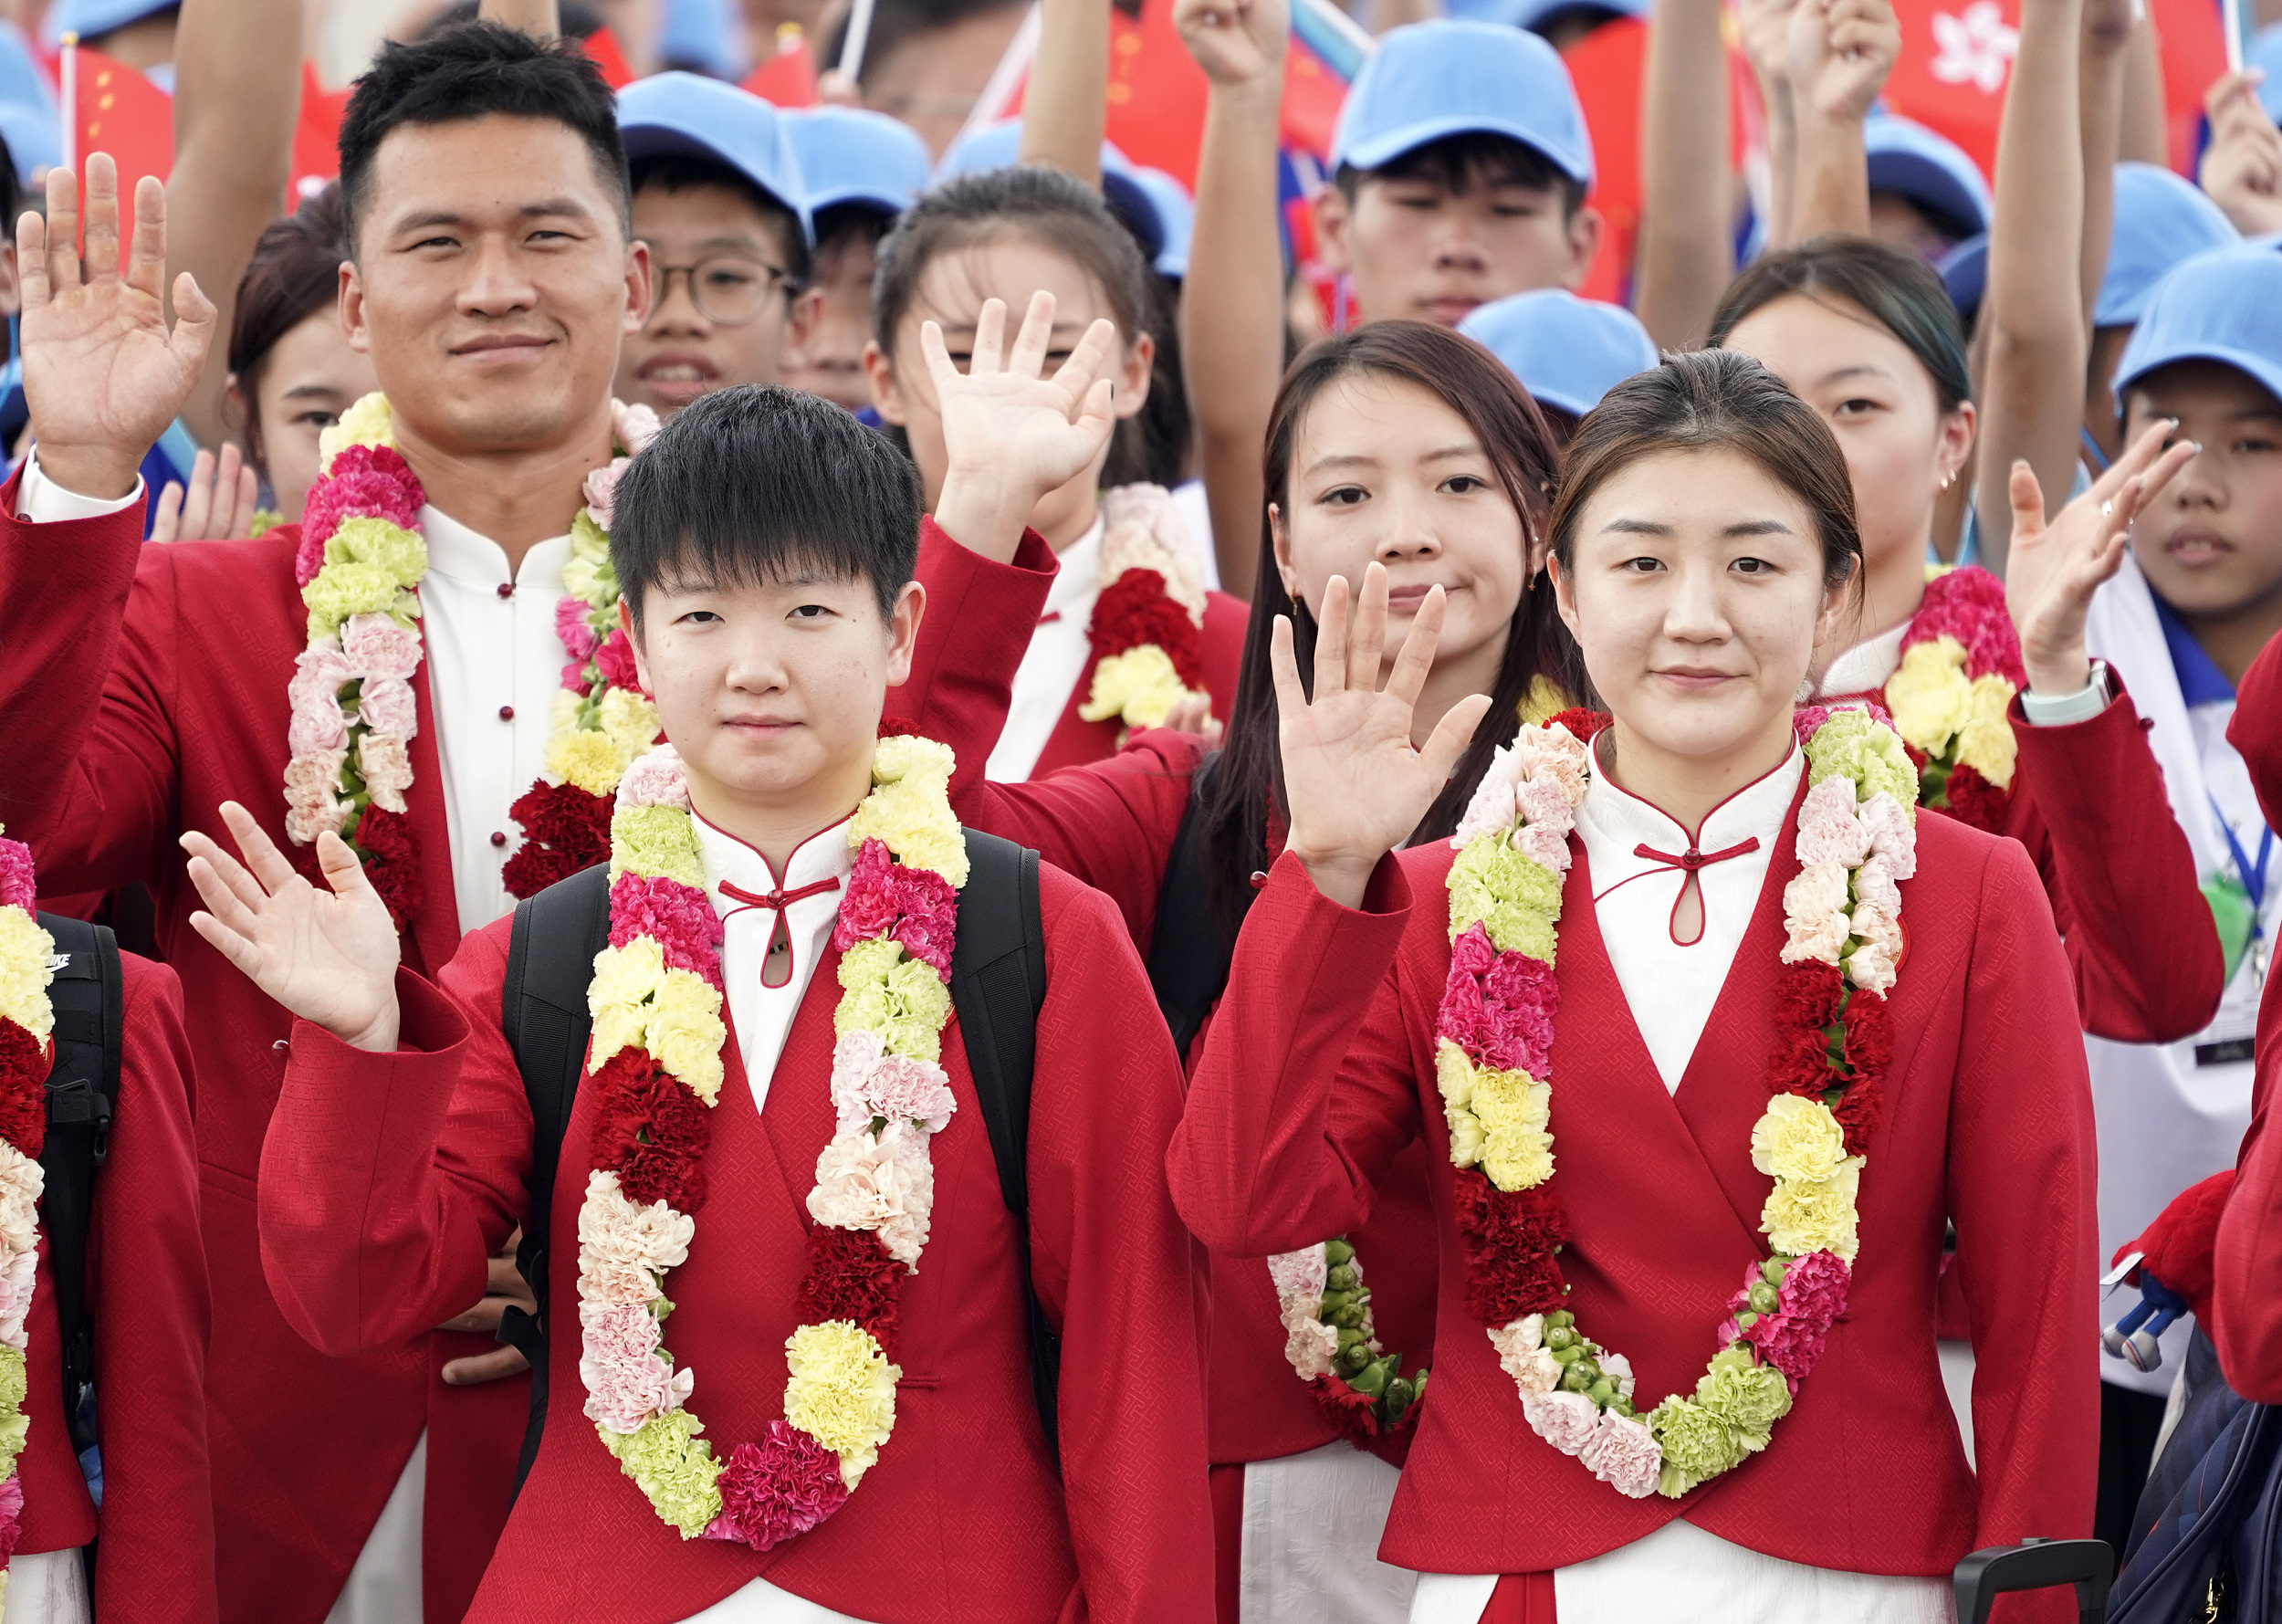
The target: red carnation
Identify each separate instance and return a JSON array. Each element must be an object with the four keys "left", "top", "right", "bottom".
[
  {"left": 503, "top": 781, "right": 612, "bottom": 899},
  {"left": 1775, "top": 961, "right": 1843, "bottom": 1031},
  {"left": 876, "top": 716, "right": 922, "bottom": 739},
  {"left": 1452, "top": 1169, "right": 1572, "bottom": 1325},
  {"left": 1841, "top": 990, "right": 1894, "bottom": 1077},
  {"left": 352, "top": 805, "right": 424, "bottom": 930},
  {"left": 1310, "top": 1376, "right": 1385, "bottom": 1447},
  {"left": 798, "top": 1225, "right": 905, "bottom": 1352},
  {"left": 588, "top": 1052, "right": 713, "bottom": 1212},
  {"left": 1088, "top": 569, "right": 1206, "bottom": 686},
  {"left": 1544, "top": 707, "right": 1608, "bottom": 743},
  {"left": 710, "top": 1422, "right": 851, "bottom": 1551},
  {"left": 0, "top": 1021, "right": 47, "bottom": 1158},
  {"left": 1766, "top": 1023, "right": 1838, "bottom": 1099},
  {"left": 1940, "top": 763, "right": 2010, "bottom": 833}
]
